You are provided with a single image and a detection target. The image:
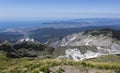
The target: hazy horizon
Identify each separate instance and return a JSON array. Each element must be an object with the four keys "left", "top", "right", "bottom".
[{"left": 0, "top": 0, "right": 120, "bottom": 21}]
